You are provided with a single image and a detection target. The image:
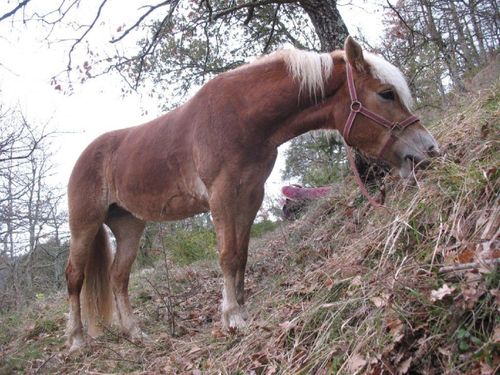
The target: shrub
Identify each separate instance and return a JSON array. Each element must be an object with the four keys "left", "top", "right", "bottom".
[
  {"left": 165, "top": 228, "right": 217, "bottom": 265},
  {"left": 250, "top": 219, "right": 278, "bottom": 238}
]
